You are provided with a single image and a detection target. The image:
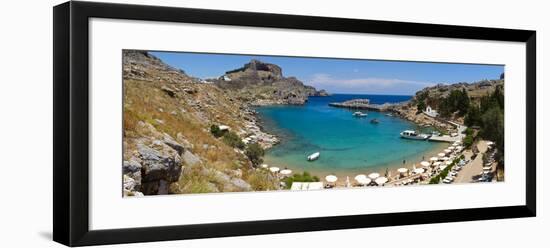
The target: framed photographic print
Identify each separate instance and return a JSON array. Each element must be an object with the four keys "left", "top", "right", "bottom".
[{"left": 53, "top": 1, "right": 536, "bottom": 246}]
